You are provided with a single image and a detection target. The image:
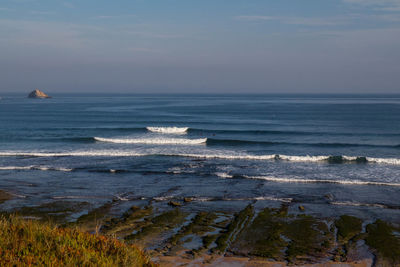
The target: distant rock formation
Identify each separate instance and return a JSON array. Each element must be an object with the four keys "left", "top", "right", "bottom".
[{"left": 28, "top": 89, "right": 51, "bottom": 99}]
